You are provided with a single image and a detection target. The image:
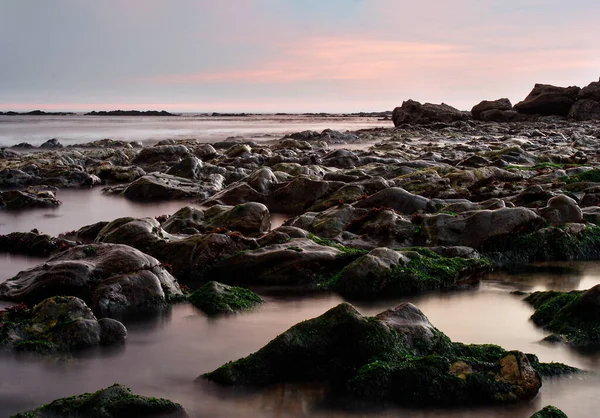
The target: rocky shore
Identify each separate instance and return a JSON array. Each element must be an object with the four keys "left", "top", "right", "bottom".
[{"left": 3, "top": 80, "right": 600, "bottom": 416}]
